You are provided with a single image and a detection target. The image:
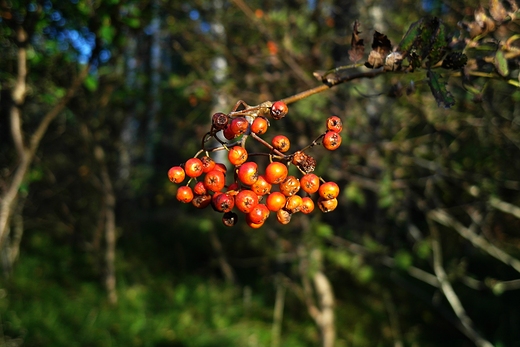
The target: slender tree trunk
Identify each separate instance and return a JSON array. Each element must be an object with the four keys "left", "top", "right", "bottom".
[
  {"left": 0, "top": 24, "right": 89, "bottom": 250},
  {"left": 94, "top": 145, "right": 118, "bottom": 305}
]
